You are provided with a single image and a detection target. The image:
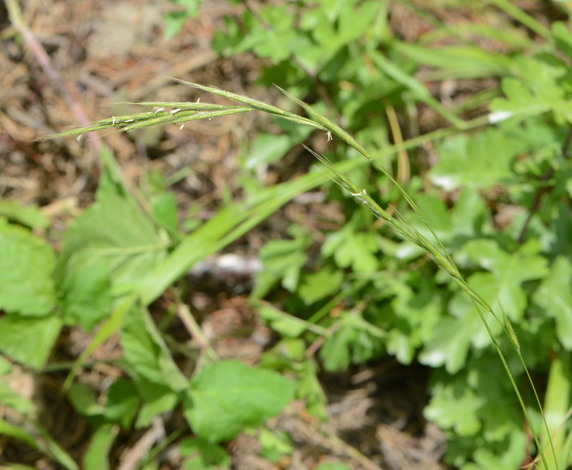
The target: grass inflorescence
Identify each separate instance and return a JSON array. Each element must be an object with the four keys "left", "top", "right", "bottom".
[{"left": 43, "top": 80, "right": 558, "bottom": 470}]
